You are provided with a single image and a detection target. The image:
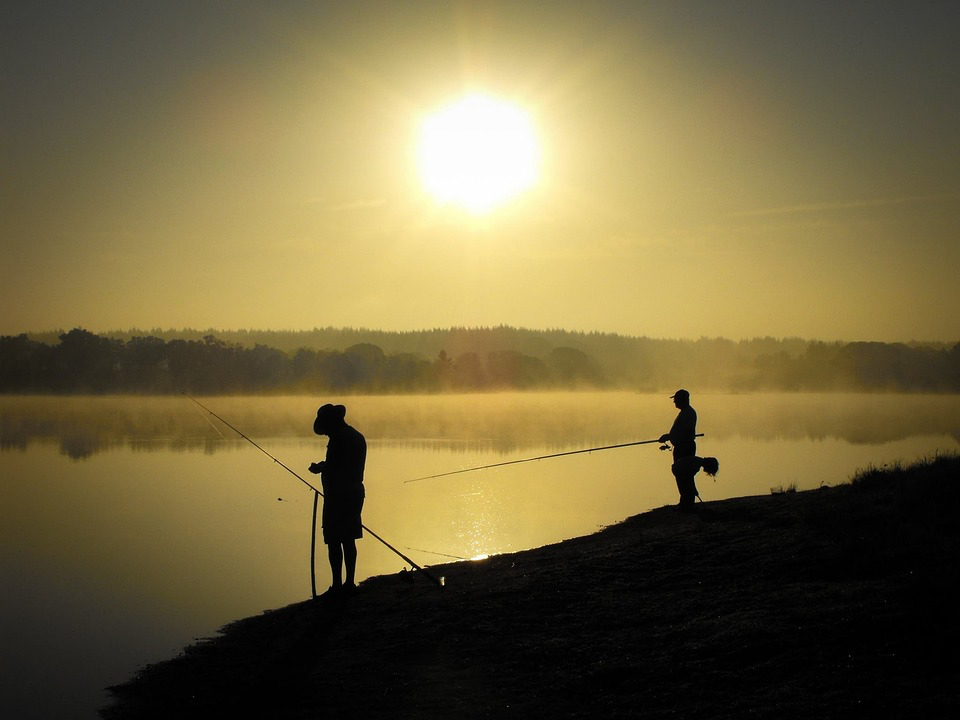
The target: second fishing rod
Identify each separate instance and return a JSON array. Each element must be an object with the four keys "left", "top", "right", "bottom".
[{"left": 405, "top": 433, "right": 705, "bottom": 483}]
